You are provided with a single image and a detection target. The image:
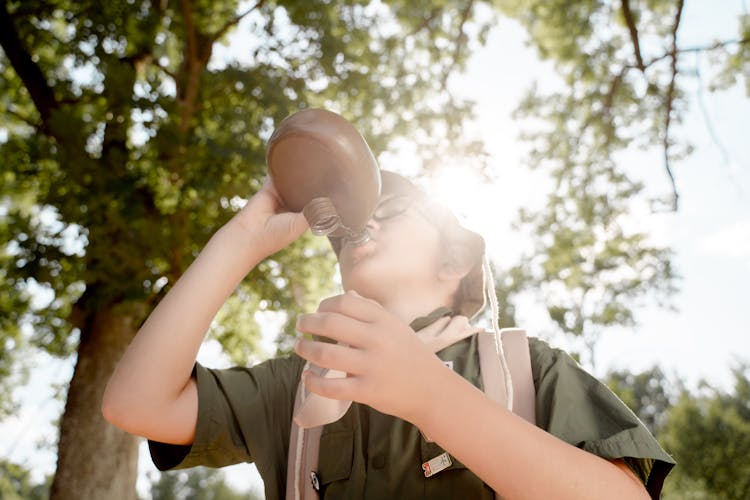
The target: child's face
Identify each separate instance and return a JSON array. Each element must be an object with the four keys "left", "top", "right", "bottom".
[{"left": 337, "top": 194, "right": 445, "bottom": 301}]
